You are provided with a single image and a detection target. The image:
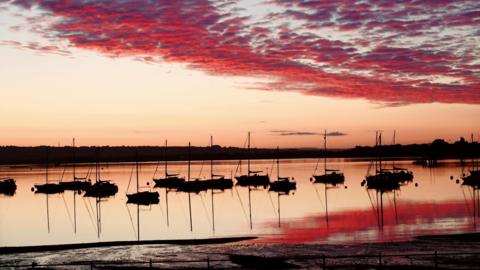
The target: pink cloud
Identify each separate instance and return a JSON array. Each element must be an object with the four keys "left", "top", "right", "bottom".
[{"left": 5, "top": 0, "right": 480, "bottom": 105}]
